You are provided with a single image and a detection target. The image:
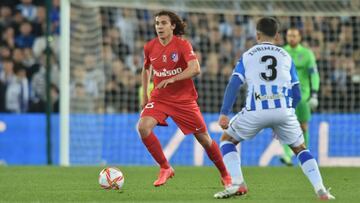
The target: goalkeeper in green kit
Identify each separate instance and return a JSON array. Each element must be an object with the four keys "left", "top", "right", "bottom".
[{"left": 280, "top": 27, "right": 320, "bottom": 166}]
